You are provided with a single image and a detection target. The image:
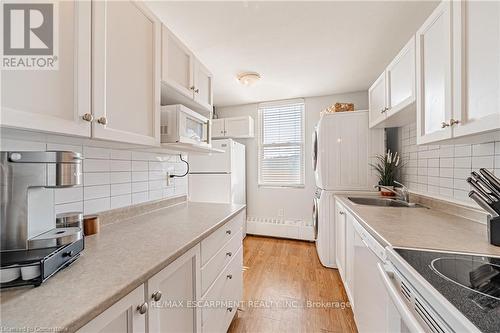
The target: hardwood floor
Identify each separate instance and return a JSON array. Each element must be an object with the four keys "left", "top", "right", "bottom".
[{"left": 228, "top": 235, "right": 357, "bottom": 333}]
